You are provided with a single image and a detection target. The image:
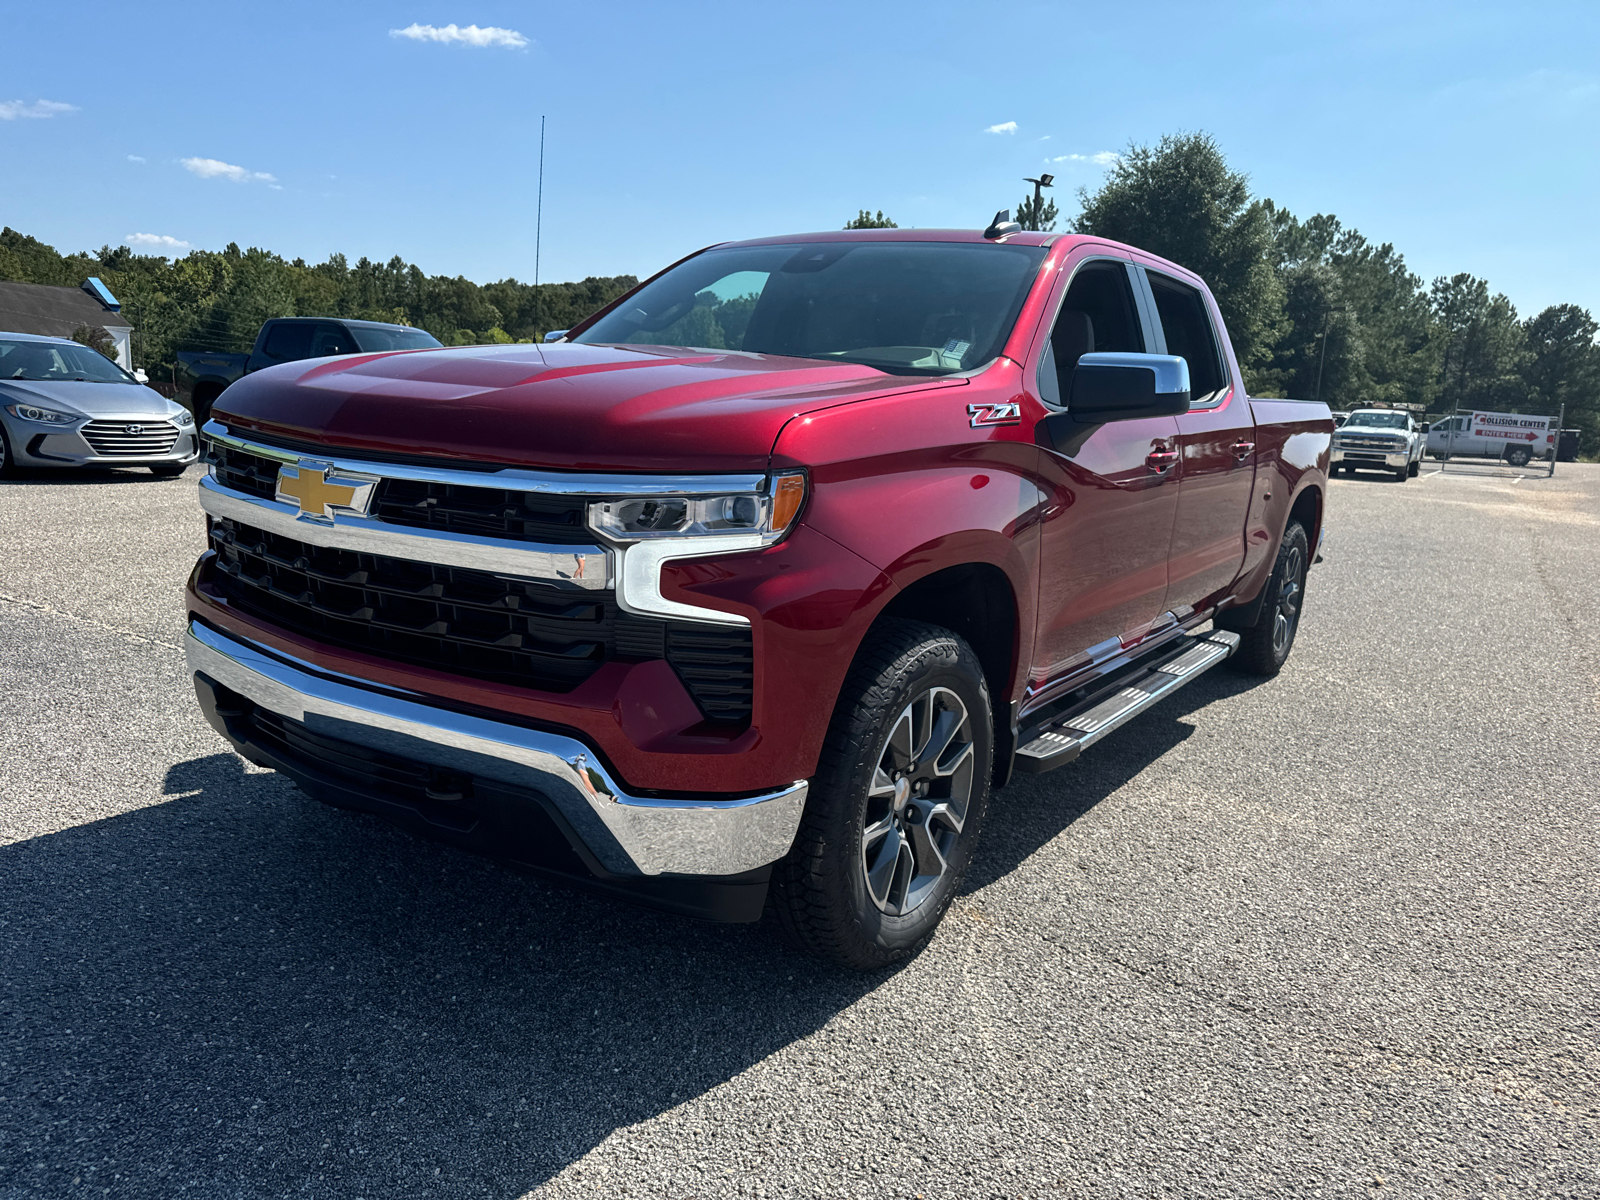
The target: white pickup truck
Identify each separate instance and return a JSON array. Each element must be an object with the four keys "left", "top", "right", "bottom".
[
  {"left": 1330, "top": 408, "right": 1426, "bottom": 481},
  {"left": 1426, "top": 412, "right": 1556, "bottom": 467}
]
